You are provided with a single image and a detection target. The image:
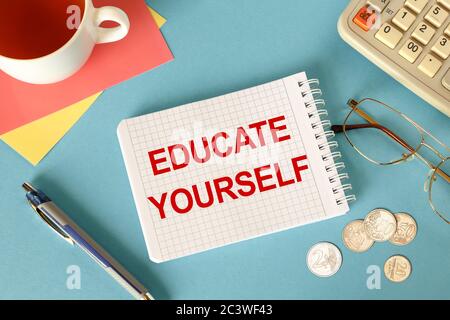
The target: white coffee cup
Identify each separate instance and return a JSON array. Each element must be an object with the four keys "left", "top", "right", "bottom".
[{"left": 0, "top": 0, "right": 130, "bottom": 84}]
